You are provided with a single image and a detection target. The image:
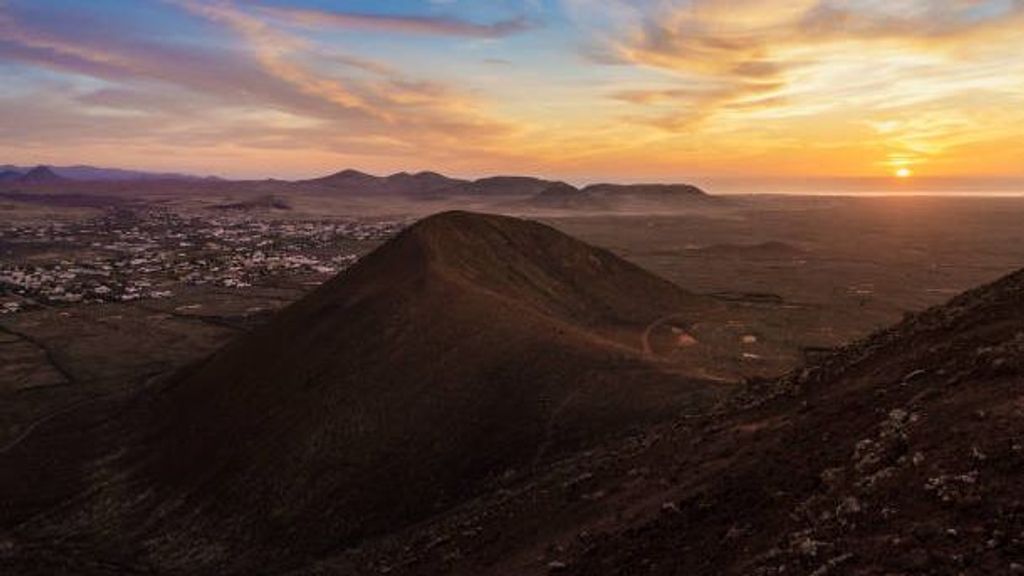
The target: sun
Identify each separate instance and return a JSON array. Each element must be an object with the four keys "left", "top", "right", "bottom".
[{"left": 895, "top": 167, "right": 913, "bottom": 178}]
